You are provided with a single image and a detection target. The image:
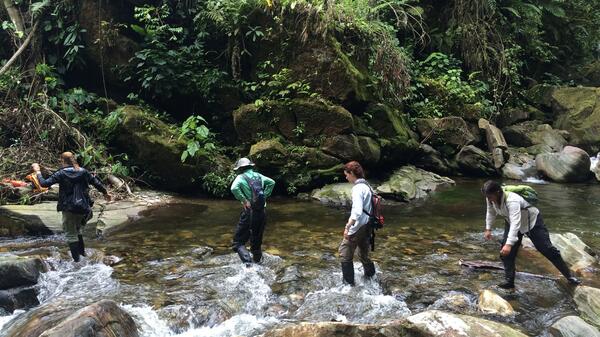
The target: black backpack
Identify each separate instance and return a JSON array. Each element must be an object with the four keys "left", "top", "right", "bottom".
[{"left": 242, "top": 174, "right": 266, "bottom": 210}]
